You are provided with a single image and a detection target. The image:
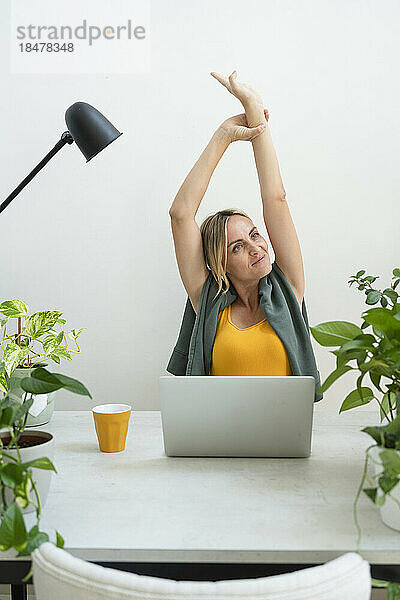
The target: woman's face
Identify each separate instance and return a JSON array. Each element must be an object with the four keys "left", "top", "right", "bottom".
[{"left": 225, "top": 215, "right": 272, "bottom": 283}]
